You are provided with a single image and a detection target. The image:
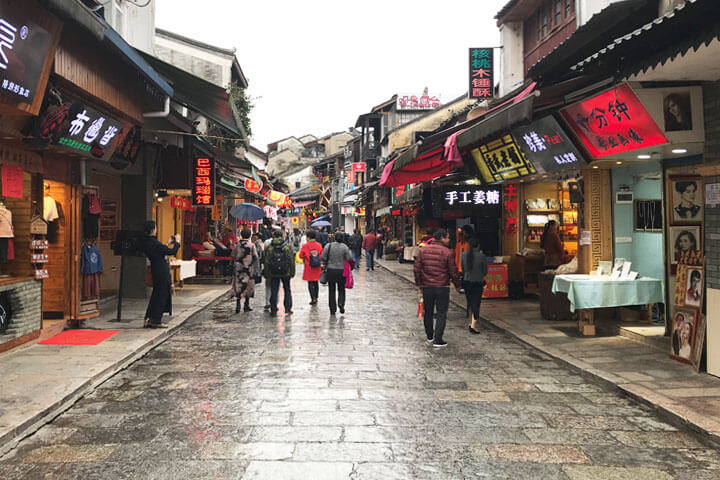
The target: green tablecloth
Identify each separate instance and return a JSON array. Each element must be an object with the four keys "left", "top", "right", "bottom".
[{"left": 551, "top": 274, "right": 664, "bottom": 312}]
